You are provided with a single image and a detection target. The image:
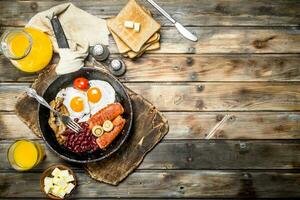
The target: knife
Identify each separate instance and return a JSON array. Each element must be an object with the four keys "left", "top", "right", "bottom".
[
  {"left": 50, "top": 16, "right": 69, "bottom": 48},
  {"left": 145, "top": 0, "right": 197, "bottom": 42}
]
